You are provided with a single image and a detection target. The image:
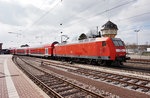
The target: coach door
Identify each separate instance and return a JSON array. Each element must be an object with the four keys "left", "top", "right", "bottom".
[
  {"left": 45, "top": 48, "right": 48, "bottom": 56},
  {"left": 25, "top": 49, "right": 26, "bottom": 55},
  {"left": 29, "top": 49, "right": 30, "bottom": 54}
]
